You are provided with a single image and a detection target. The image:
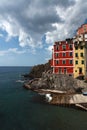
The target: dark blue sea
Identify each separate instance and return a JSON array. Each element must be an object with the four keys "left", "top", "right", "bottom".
[{"left": 0, "top": 67, "right": 87, "bottom": 130}]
